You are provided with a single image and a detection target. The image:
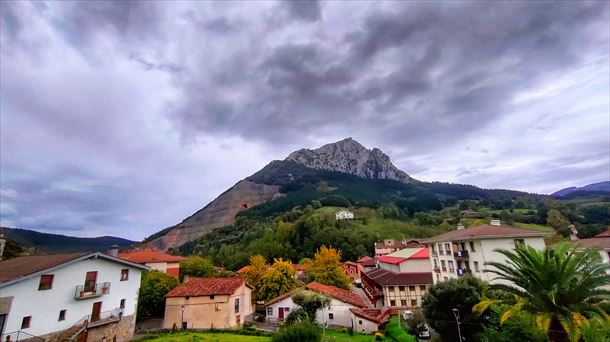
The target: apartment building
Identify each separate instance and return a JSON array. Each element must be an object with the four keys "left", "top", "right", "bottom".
[{"left": 420, "top": 224, "right": 551, "bottom": 284}]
